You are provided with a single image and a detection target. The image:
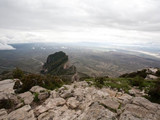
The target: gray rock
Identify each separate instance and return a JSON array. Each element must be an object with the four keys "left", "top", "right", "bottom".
[
  {"left": 35, "top": 98, "right": 66, "bottom": 115},
  {"left": 18, "top": 91, "right": 34, "bottom": 104},
  {"left": 77, "top": 102, "right": 117, "bottom": 120},
  {"left": 38, "top": 111, "right": 54, "bottom": 120},
  {"left": 0, "top": 109, "right": 8, "bottom": 120},
  {"left": 145, "top": 74, "right": 158, "bottom": 80},
  {"left": 30, "top": 86, "right": 49, "bottom": 100},
  {"left": 0, "top": 79, "right": 15, "bottom": 101},
  {"left": 146, "top": 68, "right": 158, "bottom": 74},
  {"left": 50, "top": 90, "right": 59, "bottom": 98},
  {"left": 8, "top": 105, "right": 36, "bottom": 120},
  {"left": 120, "top": 97, "right": 160, "bottom": 120},
  {"left": 0, "top": 79, "right": 15, "bottom": 95},
  {"left": 99, "top": 97, "right": 120, "bottom": 110},
  {"left": 67, "top": 97, "right": 80, "bottom": 109},
  {"left": 118, "top": 93, "right": 133, "bottom": 105}
]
